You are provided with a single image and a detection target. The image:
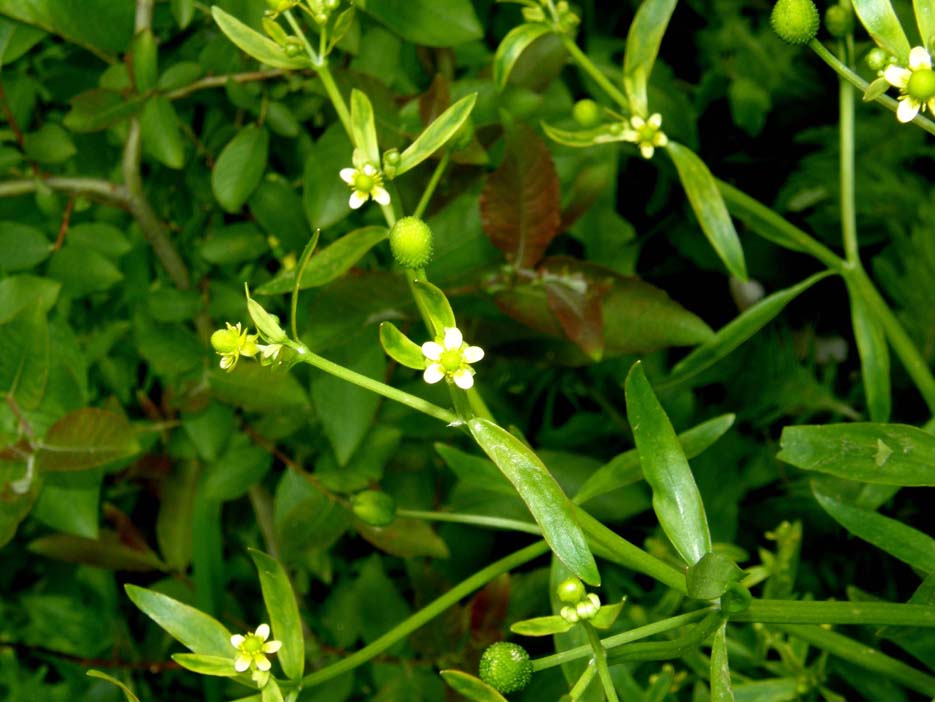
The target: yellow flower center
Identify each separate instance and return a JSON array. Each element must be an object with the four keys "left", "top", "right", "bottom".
[
  {"left": 908, "top": 68, "right": 935, "bottom": 101},
  {"left": 354, "top": 173, "right": 374, "bottom": 192},
  {"left": 440, "top": 348, "right": 463, "bottom": 373},
  {"left": 241, "top": 634, "right": 264, "bottom": 655}
]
